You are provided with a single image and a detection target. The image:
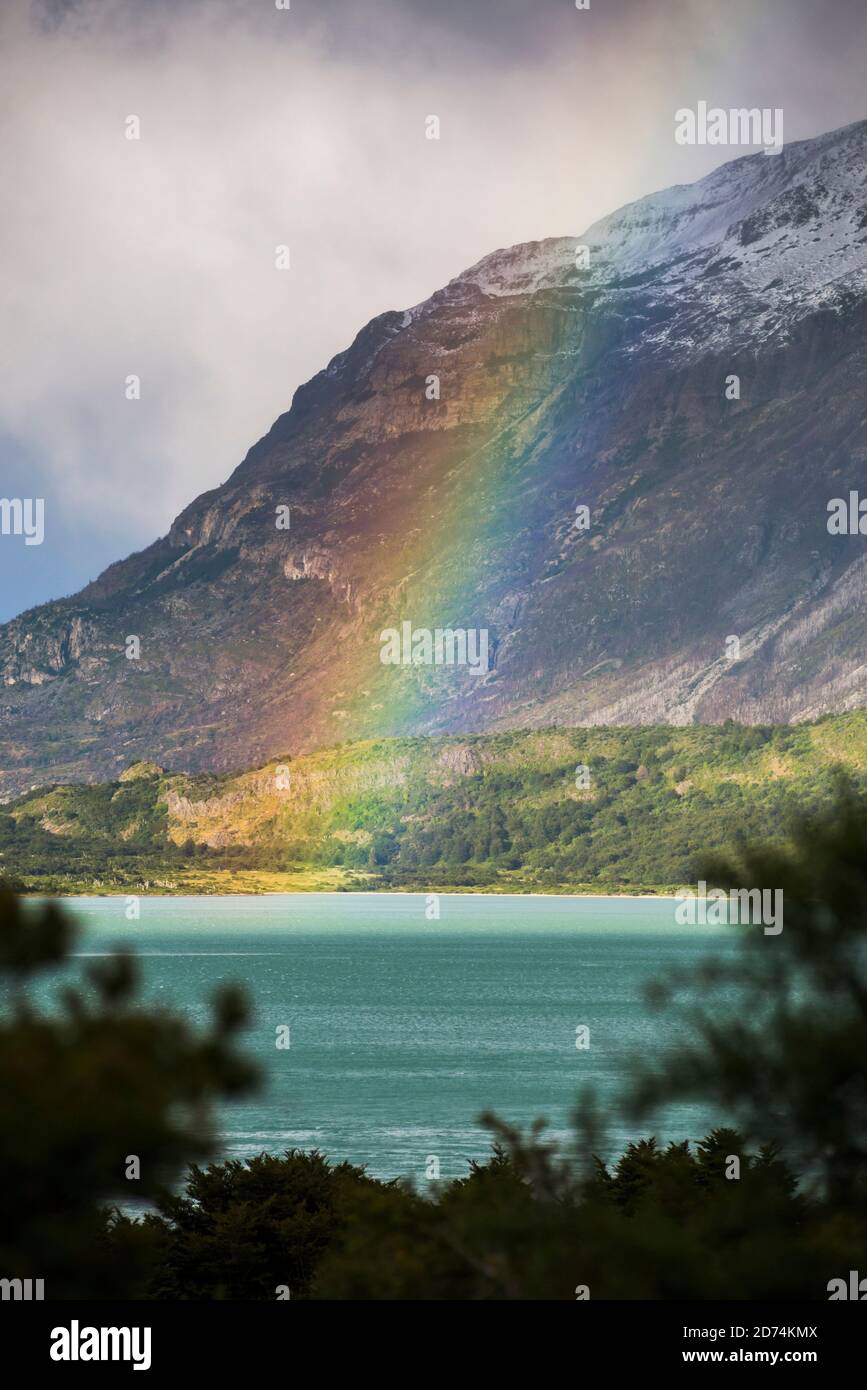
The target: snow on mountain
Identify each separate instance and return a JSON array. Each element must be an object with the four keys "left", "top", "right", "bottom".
[{"left": 447, "top": 118, "right": 867, "bottom": 357}]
